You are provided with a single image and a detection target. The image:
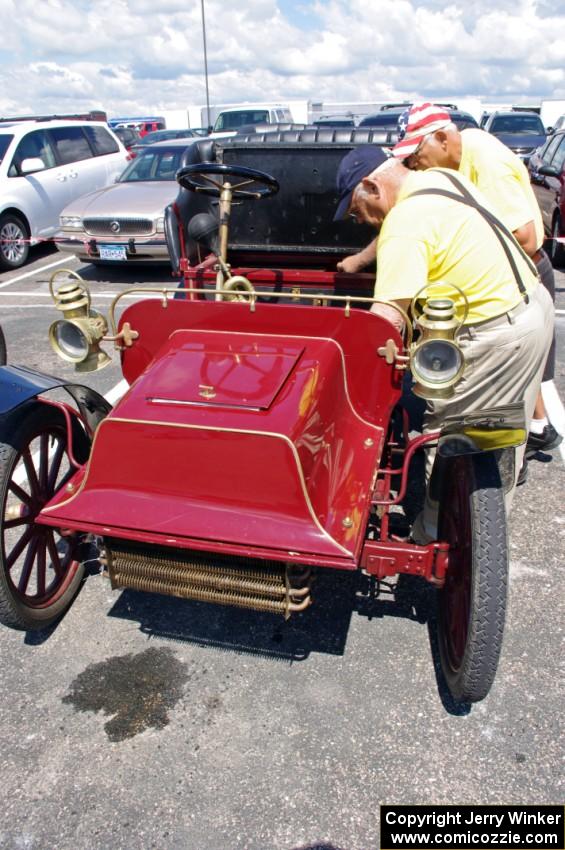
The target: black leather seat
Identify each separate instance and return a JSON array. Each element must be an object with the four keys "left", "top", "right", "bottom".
[{"left": 164, "top": 130, "right": 383, "bottom": 271}]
